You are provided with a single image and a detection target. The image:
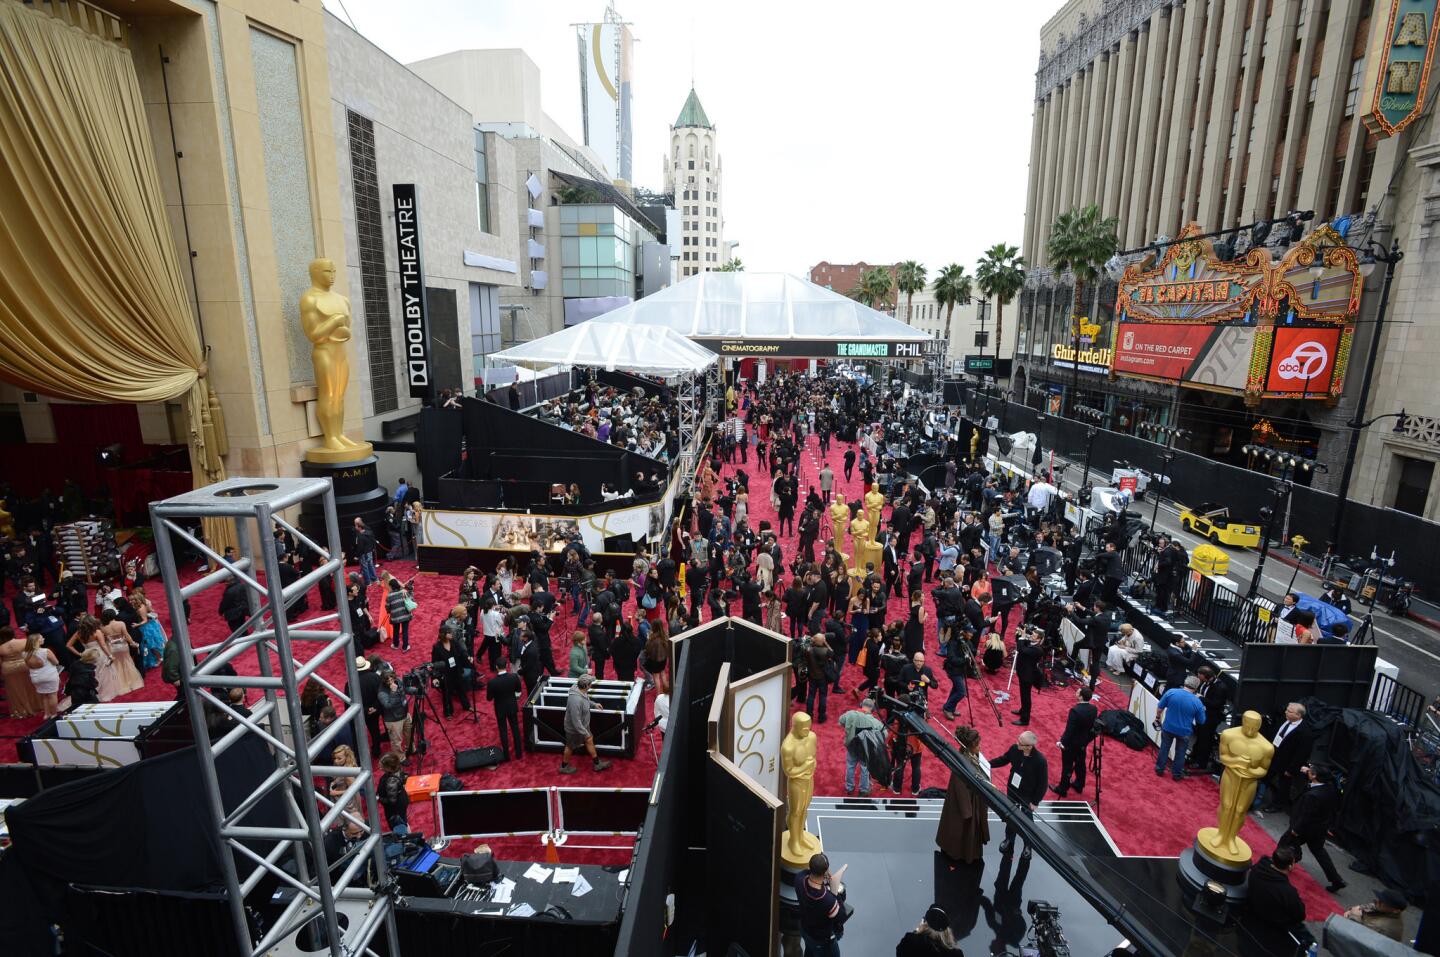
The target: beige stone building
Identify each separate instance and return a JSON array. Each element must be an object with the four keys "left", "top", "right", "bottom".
[
  {"left": 0, "top": 0, "right": 519, "bottom": 497},
  {"left": 903, "top": 291, "right": 1007, "bottom": 371},
  {"left": 1016, "top": 0, "right": 1440, "bottom": 518}
]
